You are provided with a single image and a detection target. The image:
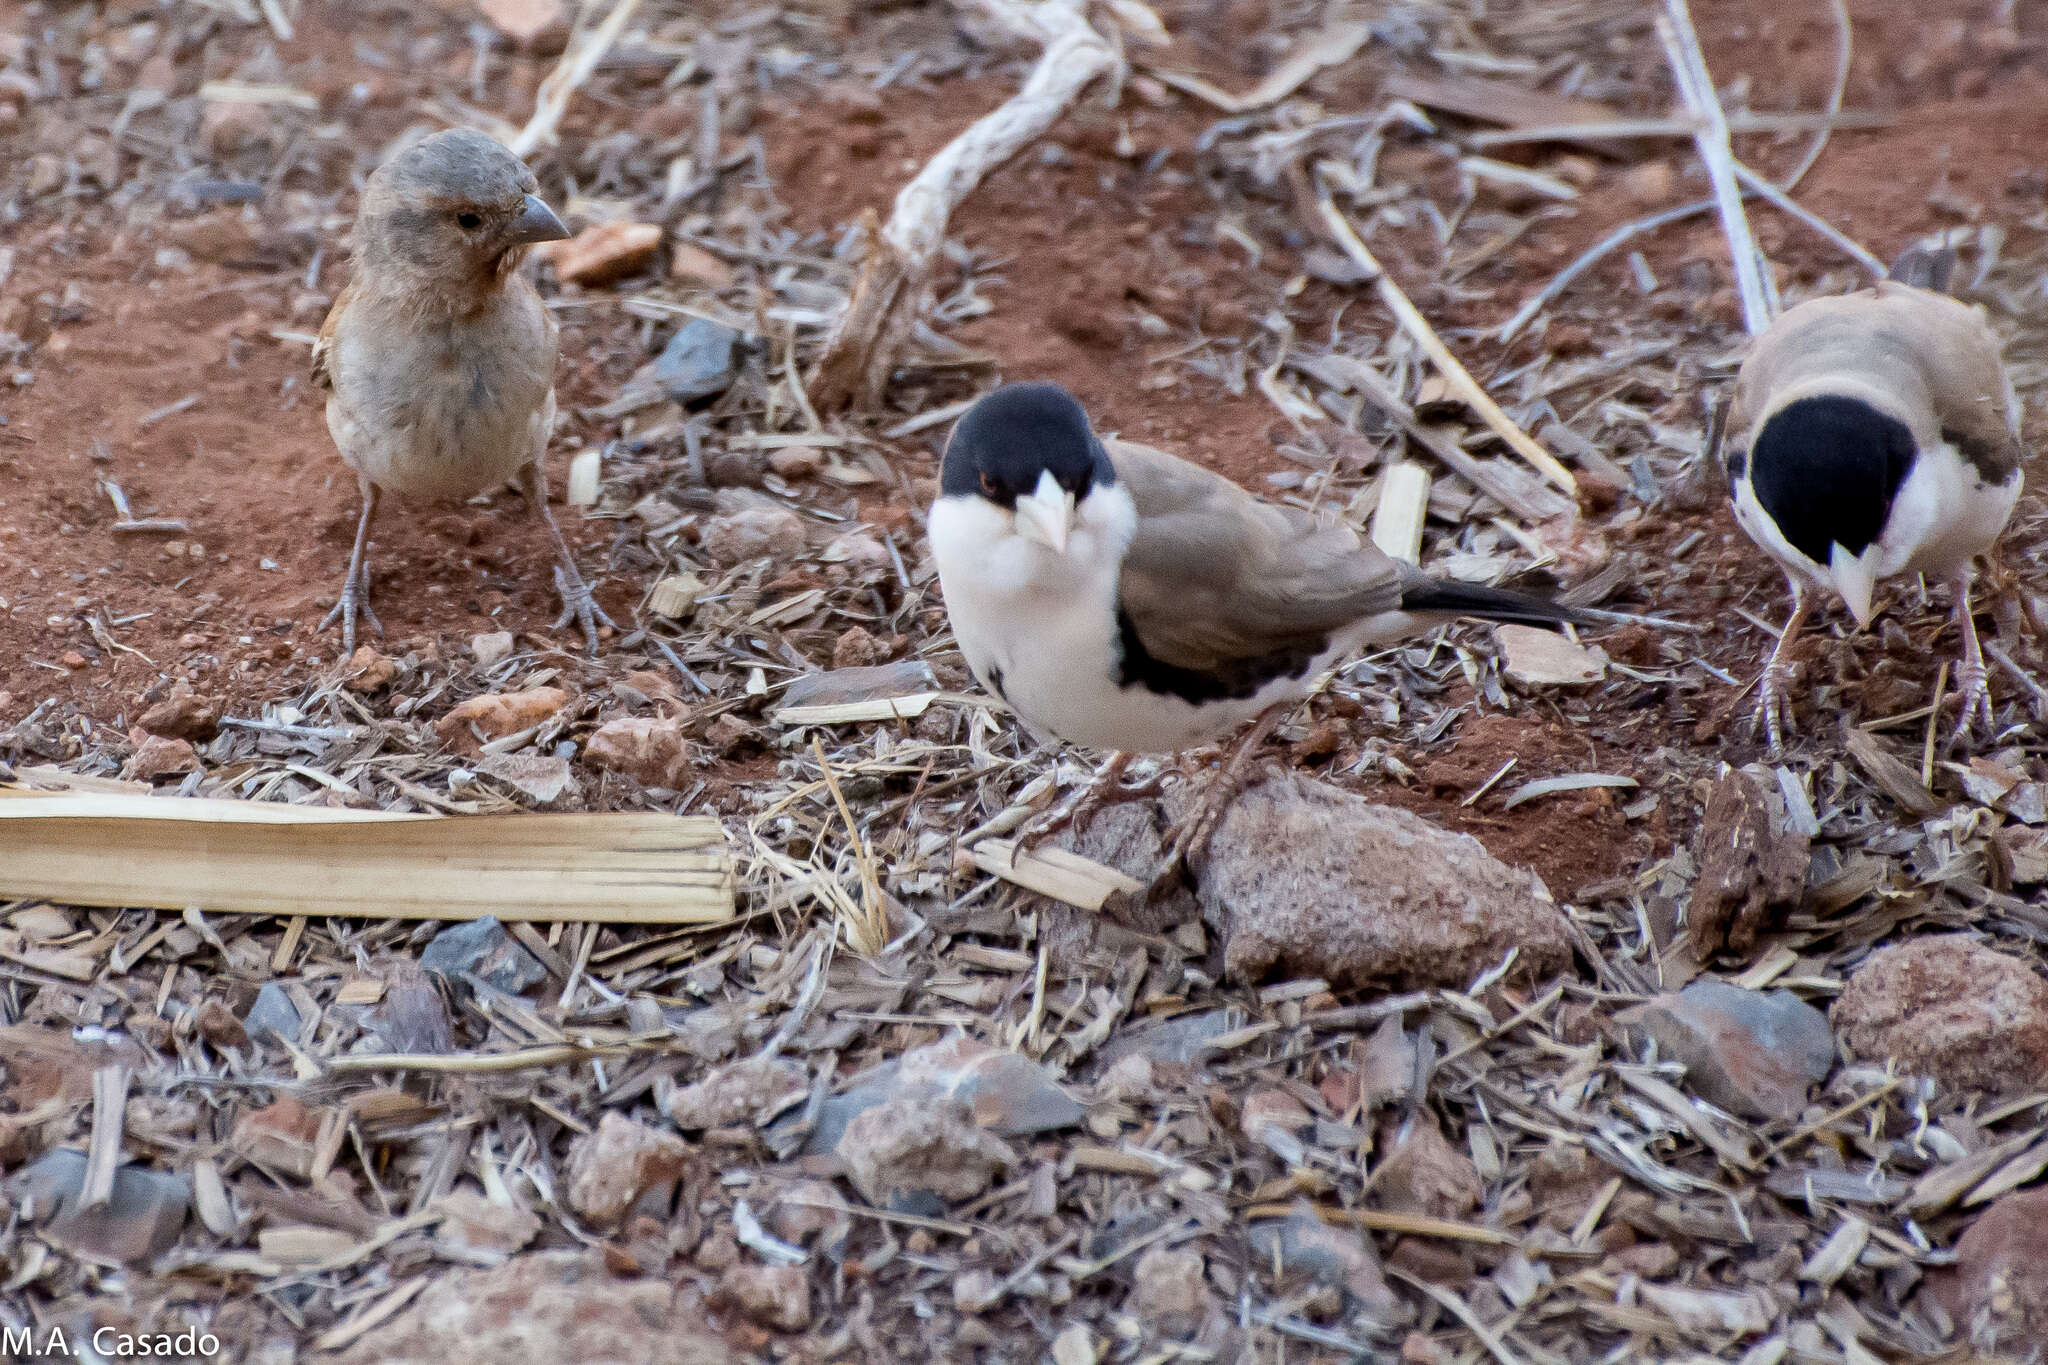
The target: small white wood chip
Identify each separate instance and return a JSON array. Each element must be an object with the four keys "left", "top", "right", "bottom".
[
  {"left": 969, "top": 839, "right": 1143, "bottom": 911},
  {"left": 1500, "top": 773, "right": 1637, "bottom": 810},
  {"left": 565, "top": 447, "right": 602, "bottom": 507},
  {"left": 648, "top": 571, "right": 703, "bottom": 620},
  {"left": 1799, "top": 1217, "right": 1869, "bottom": 1285},
  {"left": 1497, "top": 623, "right": 1606, "bottom": 686},
  {"left": 1370, "top": 461, "right": 1431, "bottom": 565}
]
